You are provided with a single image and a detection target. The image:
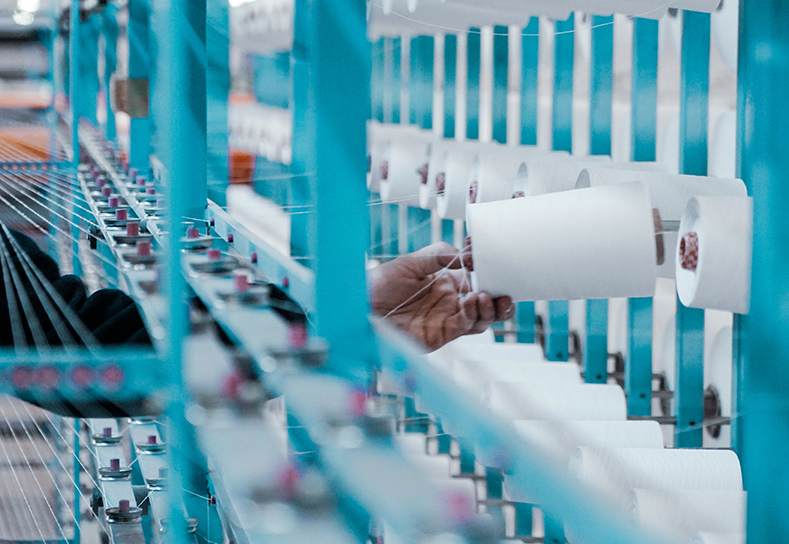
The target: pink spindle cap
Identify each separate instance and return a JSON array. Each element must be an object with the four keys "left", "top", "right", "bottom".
[
  {"left": 187, "top": 228, "right": 200, "bottom": 239},
  {"left": 108, "top": 196, "right": 119, "bottom": 208},
  {"left": 147, "top": 435, "right": 157, "bottom": 445},
  {"left": 126, "top": 222, "right": 140, "bottom": 237},
  {"left": 119, "top": 500, "right": 130, "bottom": 513},
  {"left": 207, "top": 249, "right": 221, "bottom": 260},
  {"left": 110, "top": 458, "right": 120, "bottom": 471},
  {"left": 235, "top": 274, "right": 250, "bottom": 292},
  {"left": 103, "top": 427, "right": 112, "bottom": 438},
  {"left": 102, "top": 186, "right": 112, "bottom": 197},
  {"left": 116, "top": 209, "right": 128, "bottom": 221},
  {"left": 137, "top": 241, "right": 151, "bottom": 256},
  {"left": 680, "top": 232, "right": 699, "bottom": 271}
]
